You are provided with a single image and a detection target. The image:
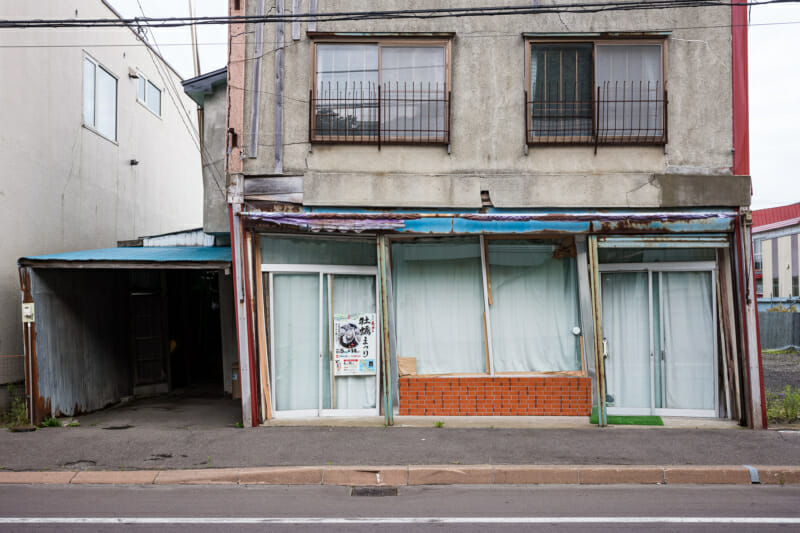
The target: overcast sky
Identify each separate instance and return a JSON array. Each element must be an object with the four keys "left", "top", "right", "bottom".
[
  {"left": 109, "top": 1, "right": 799, "bottom": 212},
  {"left": 748, "top": 3, "right": 800, "bottom": 210}
]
